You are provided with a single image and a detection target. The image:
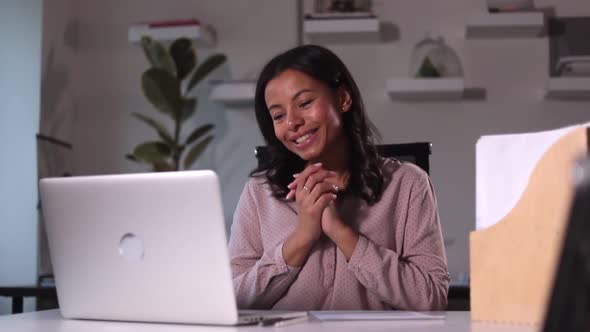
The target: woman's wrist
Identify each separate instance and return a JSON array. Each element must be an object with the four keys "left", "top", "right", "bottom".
[
  {"left": 327, "top": 224, "right": 359, "bottom": 260},
  {"left": 282, "top": 228, "right": 317, "bottom": 266}
]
